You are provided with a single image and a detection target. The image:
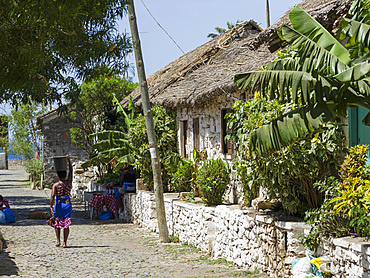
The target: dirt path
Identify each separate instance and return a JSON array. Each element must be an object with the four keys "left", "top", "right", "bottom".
[{"left": 0, "top": 170, "right": 265, "bottom": 277}]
